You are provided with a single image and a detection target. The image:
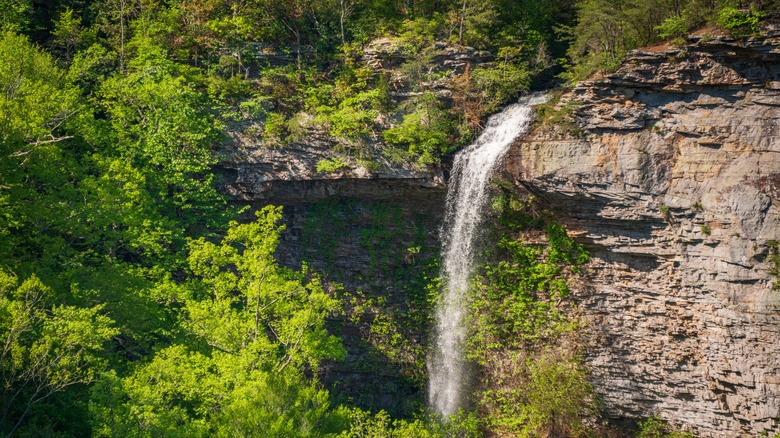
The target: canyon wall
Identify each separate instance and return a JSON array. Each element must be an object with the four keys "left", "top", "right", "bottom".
[
  {"left": 219, "top": 33, "right": 780, "bottom": 435},
  {"left": 218, "top": 107, "right": 447, "bottom": 417},
  {"left": 503, "top": 34, "right": 780, "bottom": 437}
]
